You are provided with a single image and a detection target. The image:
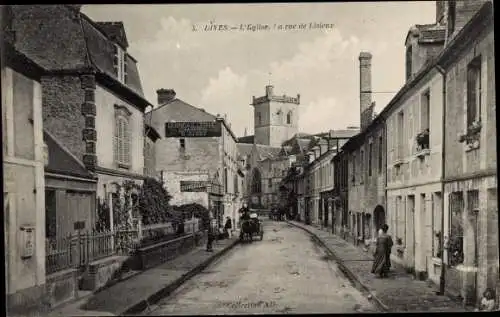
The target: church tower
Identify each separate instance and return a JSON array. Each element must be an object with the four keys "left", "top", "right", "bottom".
[{"left": 251, "top": 85, "right": 300, "bottom": 147}]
